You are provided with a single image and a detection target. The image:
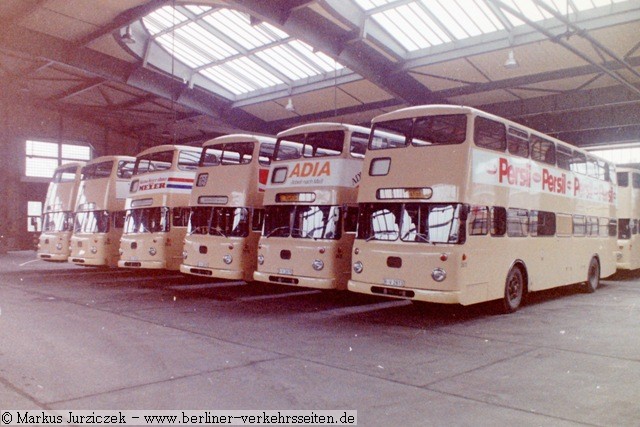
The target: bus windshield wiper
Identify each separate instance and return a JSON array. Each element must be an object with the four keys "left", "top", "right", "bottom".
[{"left": 265, "top": 226, "right": 290, "bottom": 238}]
